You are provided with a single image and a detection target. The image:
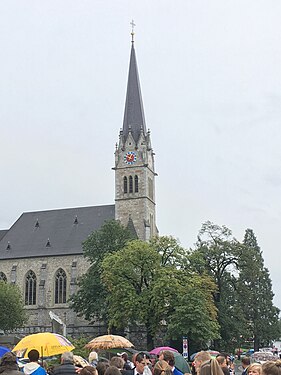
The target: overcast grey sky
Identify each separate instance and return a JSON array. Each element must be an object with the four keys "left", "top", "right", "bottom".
[{"left": 1, "top": 1, "right": 281, "bottom": 308}]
